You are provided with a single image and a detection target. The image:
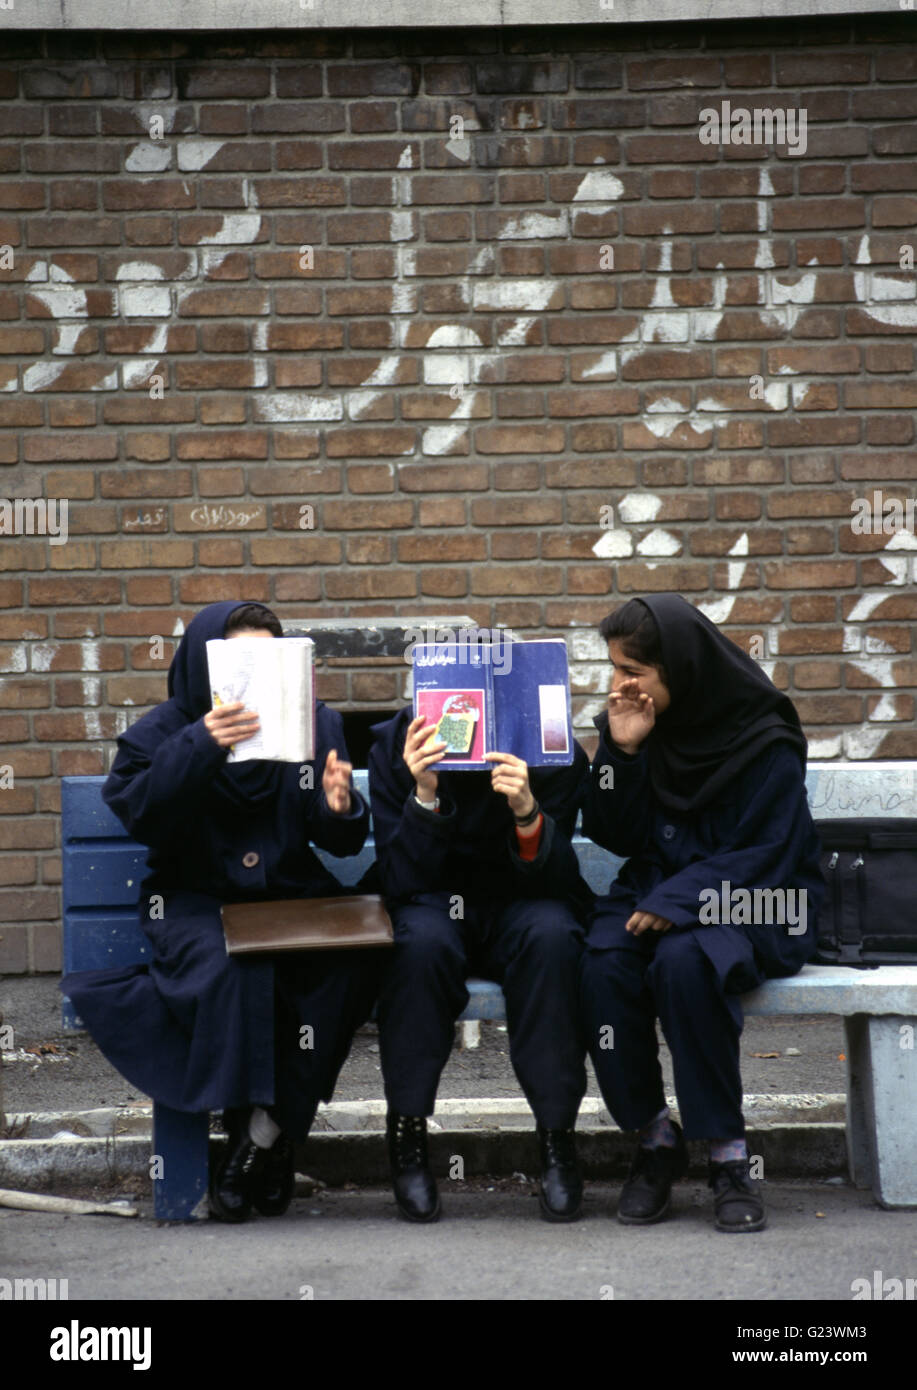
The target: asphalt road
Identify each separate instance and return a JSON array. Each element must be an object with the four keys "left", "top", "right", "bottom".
[{"left": 3, "top": 1178, "right": 916, "bottom": 1302}]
